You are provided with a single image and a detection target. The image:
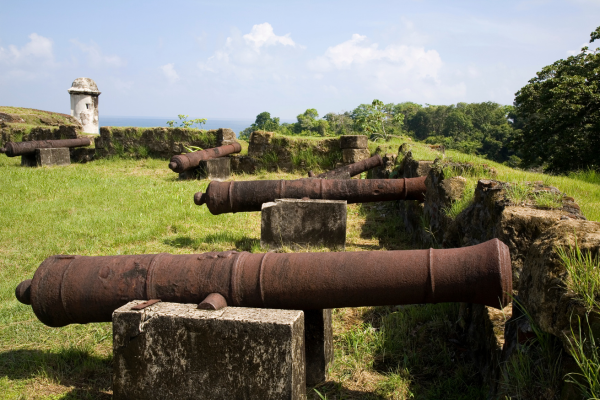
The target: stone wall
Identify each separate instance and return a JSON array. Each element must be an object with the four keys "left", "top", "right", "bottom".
[
  {"left": 391, "top": 143, "right": 597, "bottom": 398},
  {"left": 95, "top": 127, "right": 236, "bottom": 159},
  {"left": 230, "top": 131, "right": 353, "bottom": 175}
]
